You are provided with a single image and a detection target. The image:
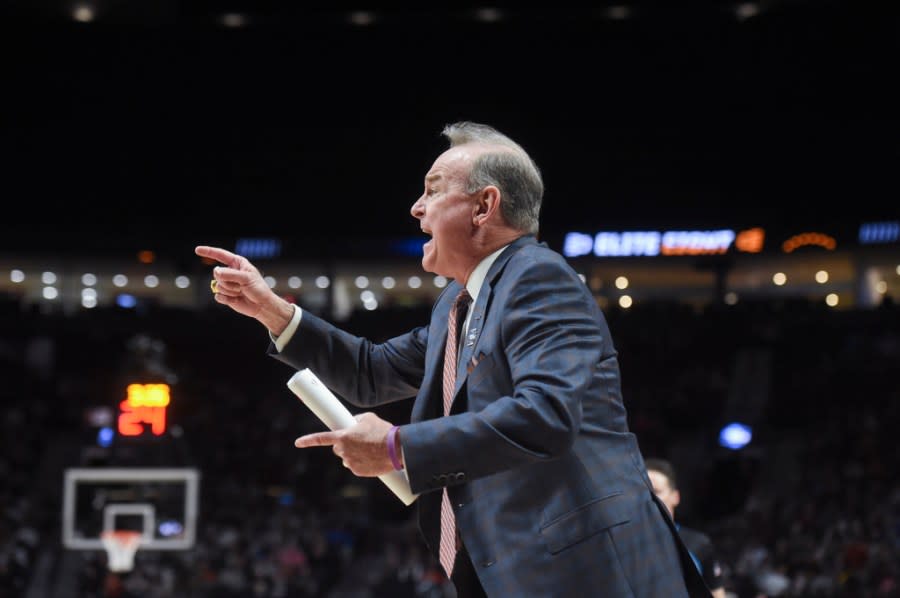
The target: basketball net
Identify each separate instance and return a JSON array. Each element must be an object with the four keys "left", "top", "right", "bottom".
[{"left": 100, "top": 530, "right": 142, "bottom": 572}]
